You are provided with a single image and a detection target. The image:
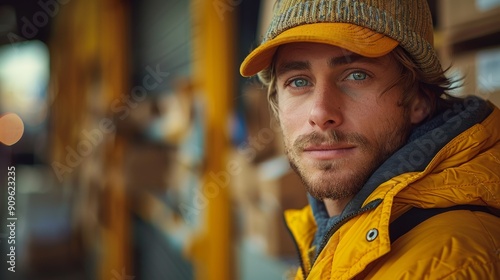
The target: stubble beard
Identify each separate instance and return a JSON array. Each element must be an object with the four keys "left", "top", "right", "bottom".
[{"left": 284, "top": 115, "right": 412, "bottom": 201}]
